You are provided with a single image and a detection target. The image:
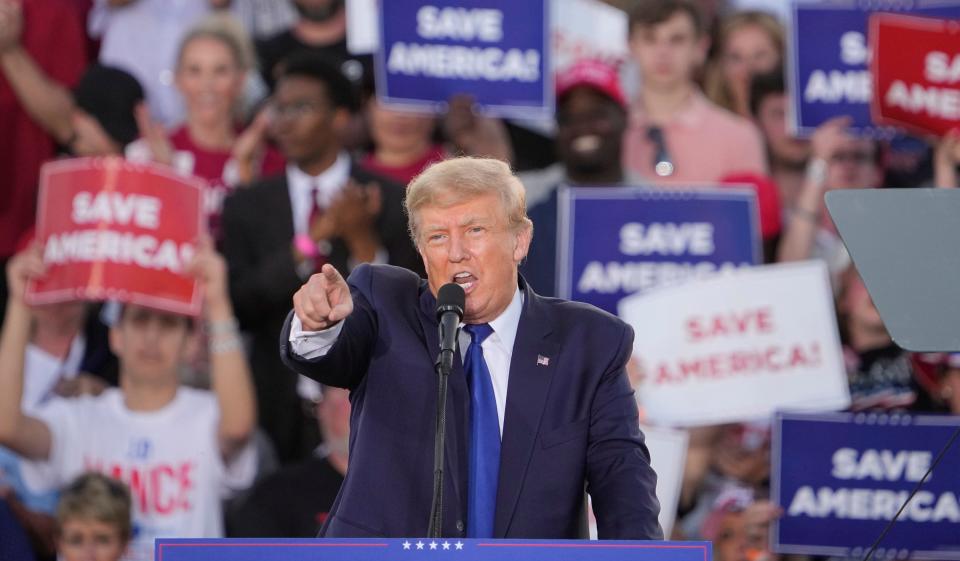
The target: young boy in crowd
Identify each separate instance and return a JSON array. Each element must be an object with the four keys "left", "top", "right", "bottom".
[
  {"left": 56, "top": 473, "right": 132, "bottom": 561},
  {"left": 0, "top": 238, "right": 257, "bottom": 561}
]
